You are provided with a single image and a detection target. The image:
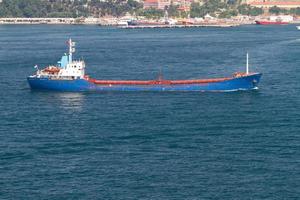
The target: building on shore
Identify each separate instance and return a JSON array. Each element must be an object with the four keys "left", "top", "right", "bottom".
[
  {"left": 246, "top": 0, "right": 300, "bottom": 9},
  {"left": 143, "top": 0, "right": 192, "bottom": 11},
  {"left": 173, "top": 0, "right": 193, "bottom": 12},
  {"left": 143, "top": 0, "right": 171, "bottom": 9}
]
